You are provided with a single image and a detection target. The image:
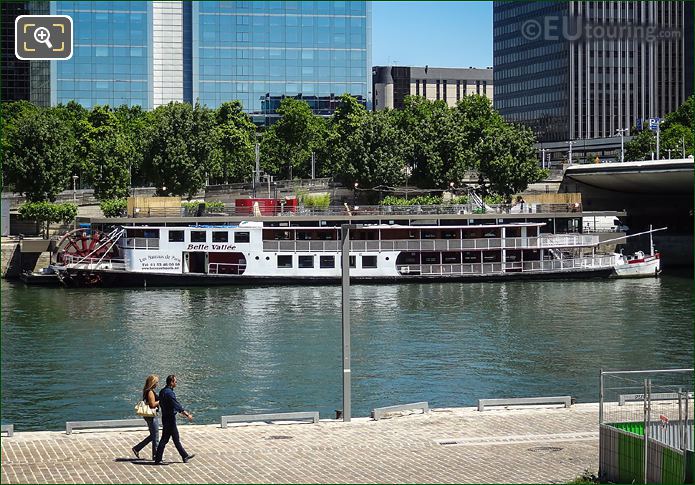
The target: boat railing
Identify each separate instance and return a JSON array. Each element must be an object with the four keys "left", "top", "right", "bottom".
[
  {"left": 119, "top": 237, "right": 160, "bottom": 250},
  {"left": 63, "top": 255, "right": 126, "bottom": 270},
  {"left": 396, "top": 255, "right": 615, "bottom": 276},
  {"left": 208, "top": 262, "right": 247, "bottom": 275},
  {"left": 262, "top": 235, "right": 599, "bottom": 253}
]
